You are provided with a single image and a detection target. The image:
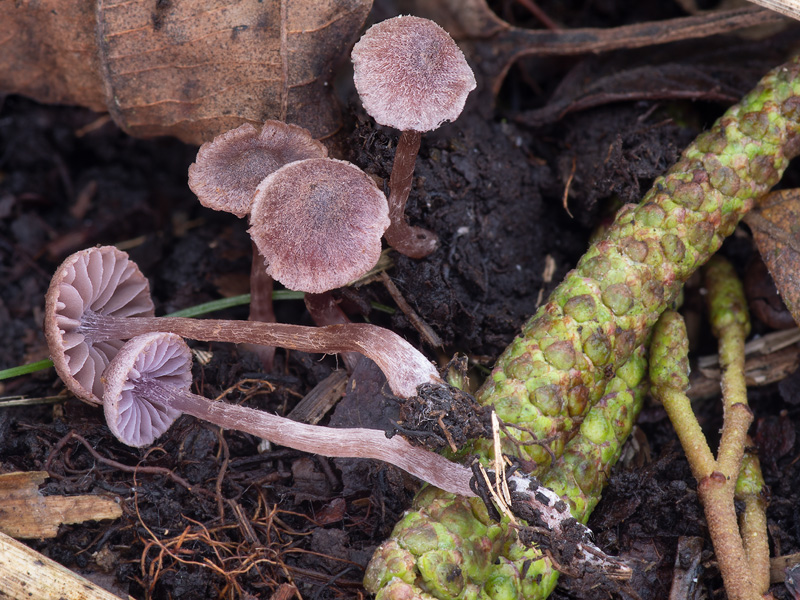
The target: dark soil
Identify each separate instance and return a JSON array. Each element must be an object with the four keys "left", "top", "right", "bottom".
[{"left": 2, "top": 2, "right": 800, "bottom": 599}]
